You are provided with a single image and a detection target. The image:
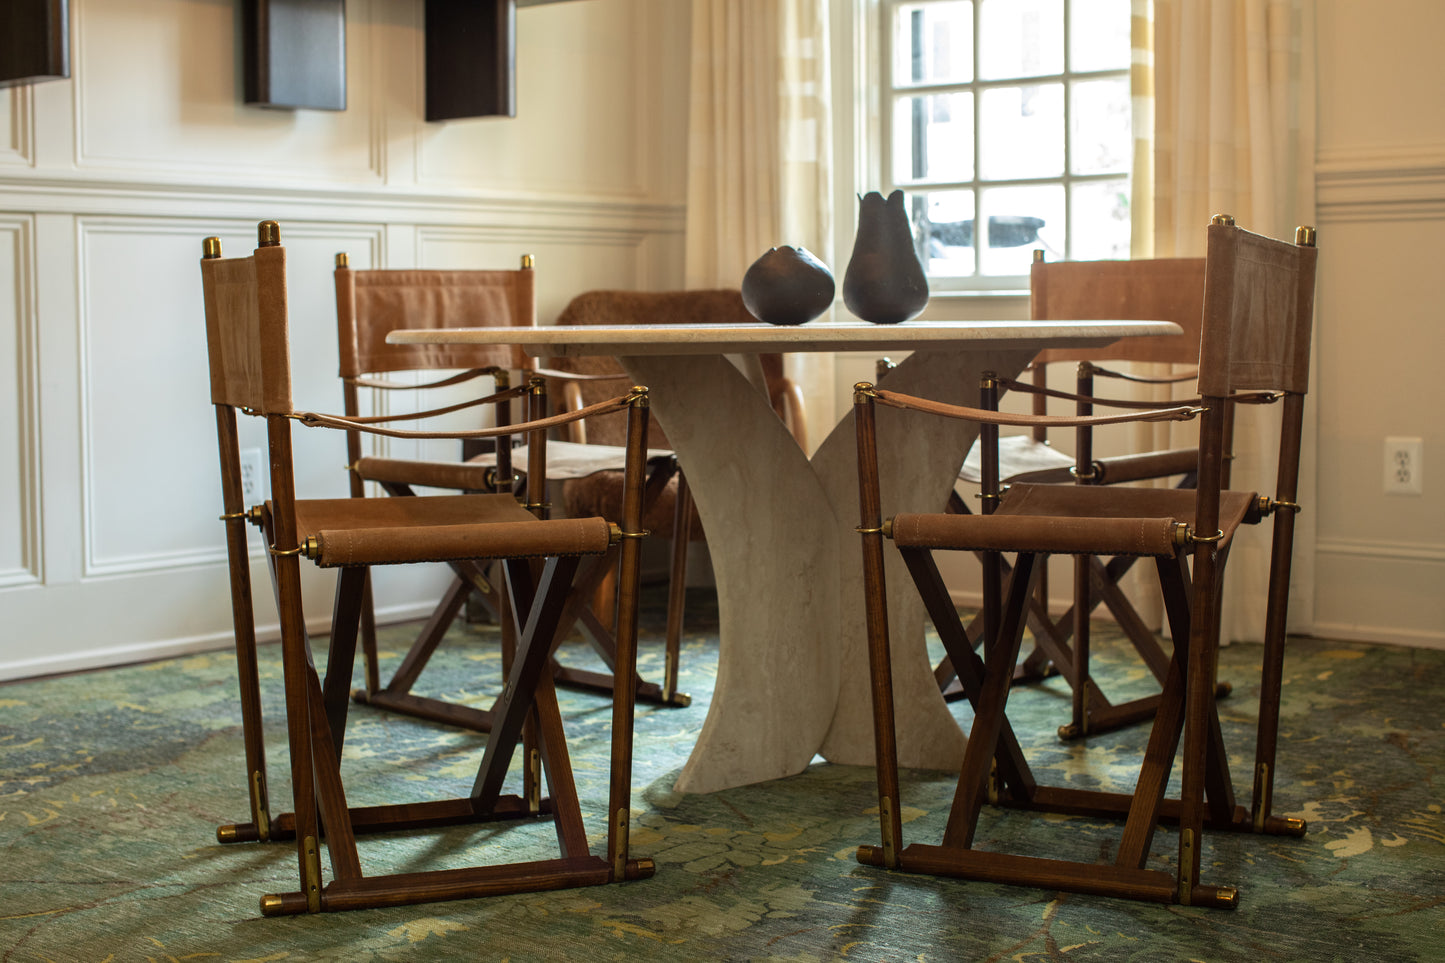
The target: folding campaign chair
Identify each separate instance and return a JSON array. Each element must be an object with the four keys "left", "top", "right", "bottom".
[
  {"left": 206, "top": 221, "right": 654, "bottom": 914},
  {"left": 332, "top": 257, "right": 690, "bottom": 731},
  {"left": 934, "top": 254, "right": 1235, "bottom": 740},
  {"left": 853, "top": 216, "right": 1317, "bottom": 906}
]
